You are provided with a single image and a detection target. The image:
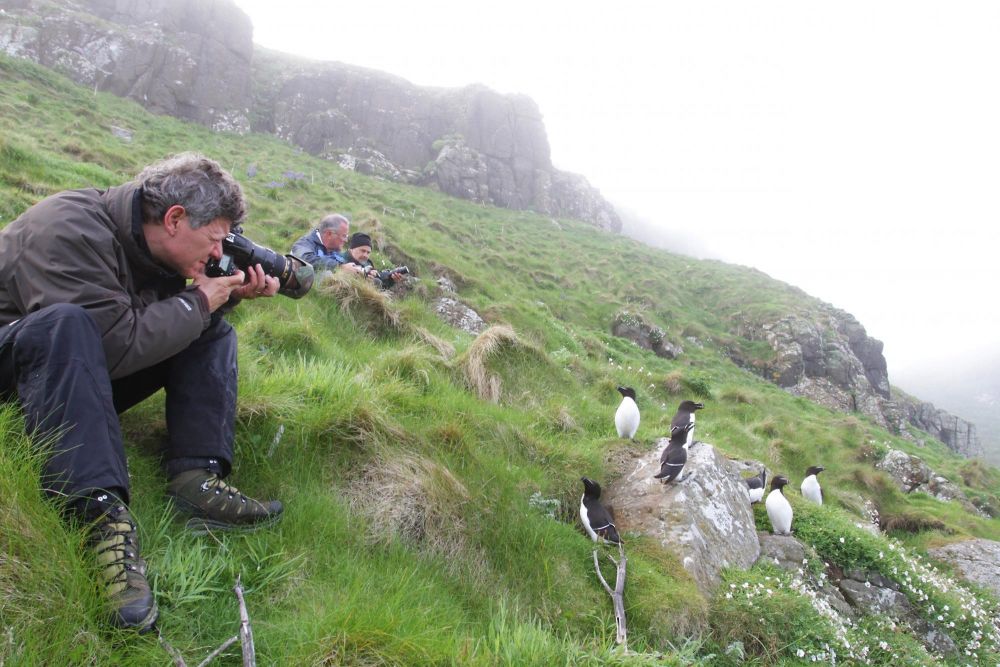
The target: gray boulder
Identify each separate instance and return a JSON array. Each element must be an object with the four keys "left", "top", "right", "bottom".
[
  {"left": 876, "top": 449, "right": 977, "bottom": 513},
  {"left": 602, "top": 442, "right": 759, "bottom": 595},
  {"left": 928, "top": 539, "right": 1000, "bottom": 598},
  {"left": 877, "top": 449, "right": 932, "bottom": 493},
  {"left": 433, "top": 297, "right": 485, "bottom": 335},
  {"left": 611, "top": 311, "right": 682, "bottom": 359}
]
